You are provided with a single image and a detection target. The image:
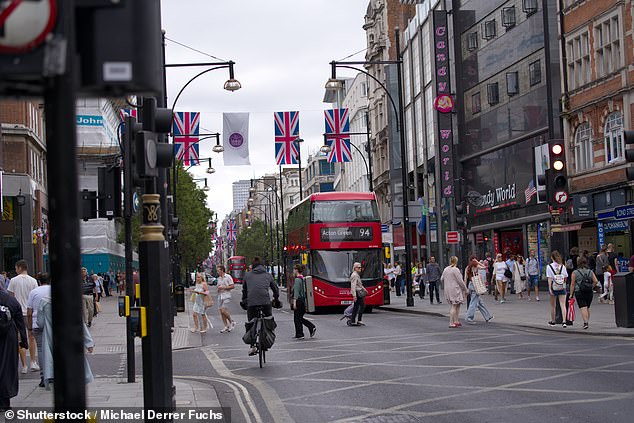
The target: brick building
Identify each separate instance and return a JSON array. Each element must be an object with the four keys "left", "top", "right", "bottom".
[
  {"left": 0, "top": 100, "right": 48, "bottom": 274},
  {"left": 560, "top": 0, "right": 633, "bottom": 260}
]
